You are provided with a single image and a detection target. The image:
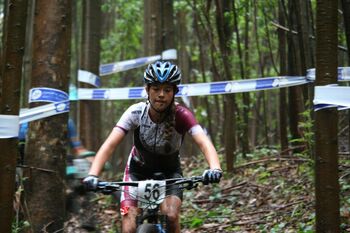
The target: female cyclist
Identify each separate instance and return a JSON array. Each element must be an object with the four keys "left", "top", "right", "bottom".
[{"left": 83, "top": 61, "right": 223, "bottom": 233}]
